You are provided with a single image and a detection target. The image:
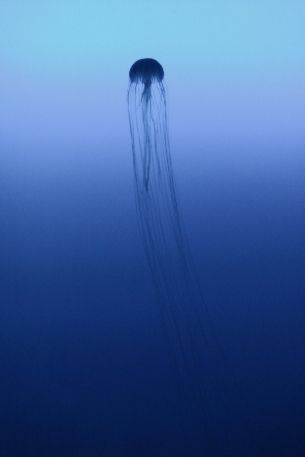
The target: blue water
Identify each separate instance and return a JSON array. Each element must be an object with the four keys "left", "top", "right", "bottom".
[
  {"left": 1, "top": 132, "right": 304, "bottom": 456},
  {"left": 1, "top": 0, "right": 304, "bottom": 453}
]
